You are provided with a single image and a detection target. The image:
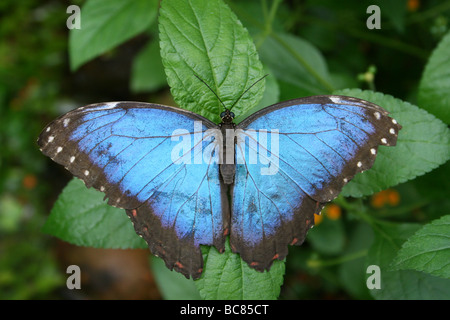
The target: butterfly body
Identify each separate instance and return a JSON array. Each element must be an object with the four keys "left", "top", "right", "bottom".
[
  {"left": 38, "top": 95, "right": 401, "bottom": 279},
  {"left": 218, "top": 110, "right": 237, "bottom": 185}
]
